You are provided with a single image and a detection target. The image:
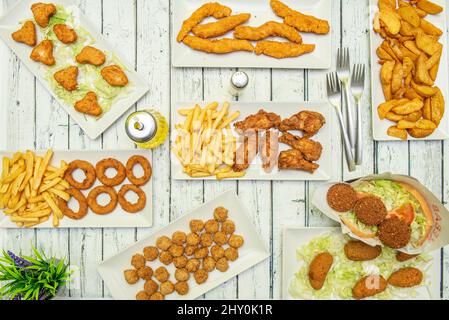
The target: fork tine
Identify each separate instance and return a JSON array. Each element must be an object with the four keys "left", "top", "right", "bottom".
[
  {"left": 337, "top": 48, "right": 341, "bottom": 68},
  {"left": 335, "top": 73, "right": 341, "bottom": 92},
  {"left": 346, "top": 48, "right": 350, "bottom": 68}
]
